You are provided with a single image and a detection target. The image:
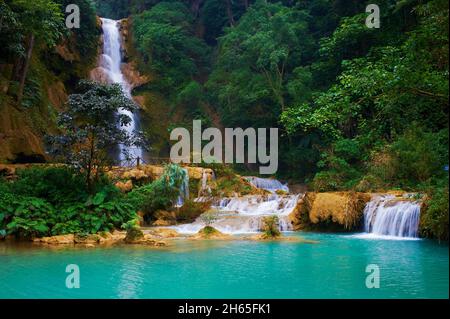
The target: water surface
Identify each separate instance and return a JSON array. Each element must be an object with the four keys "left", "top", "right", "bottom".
[{"left": 0, "top": 233, "right": 448, "bottom": 299}]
